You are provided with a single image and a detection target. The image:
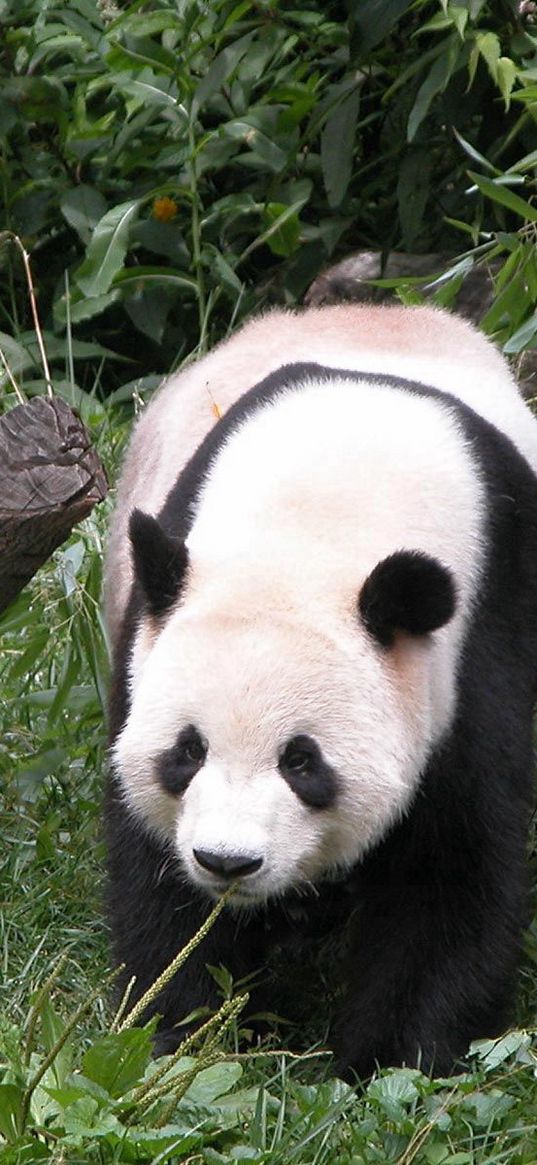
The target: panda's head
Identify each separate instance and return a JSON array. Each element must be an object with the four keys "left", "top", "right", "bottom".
[{"left": 113, "top": 512, "right": 457, "bottom": 906}]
